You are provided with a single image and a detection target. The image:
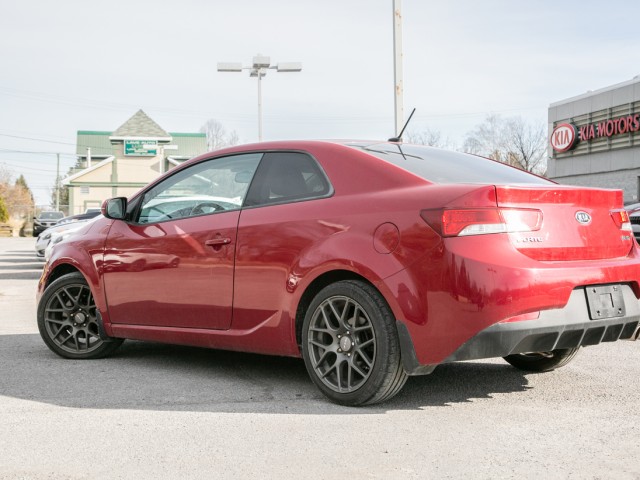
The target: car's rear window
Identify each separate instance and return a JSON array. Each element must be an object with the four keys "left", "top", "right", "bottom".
[{"left": 352, "top": 143, "right": 552, "bottom": 185}]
